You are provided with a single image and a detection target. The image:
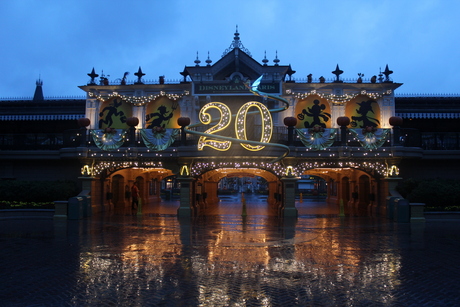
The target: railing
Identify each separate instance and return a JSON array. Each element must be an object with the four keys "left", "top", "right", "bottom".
[{"left": 1, "top": 129, "right": 459, "bottom": 151}]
